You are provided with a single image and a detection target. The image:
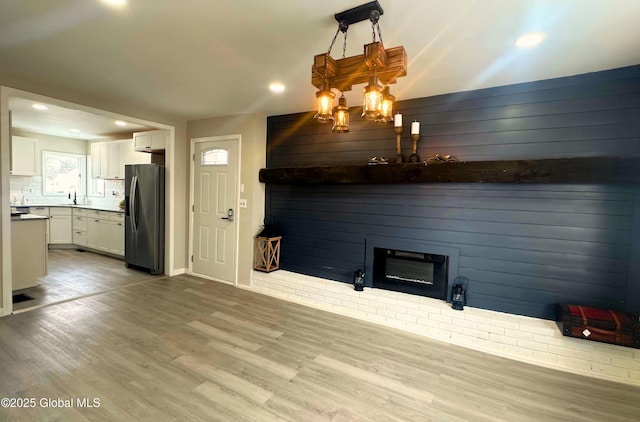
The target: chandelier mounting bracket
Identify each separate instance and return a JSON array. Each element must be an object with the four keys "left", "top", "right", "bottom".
[{"left": 334, "top": 1, "right": 384, "bottom": 26}]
